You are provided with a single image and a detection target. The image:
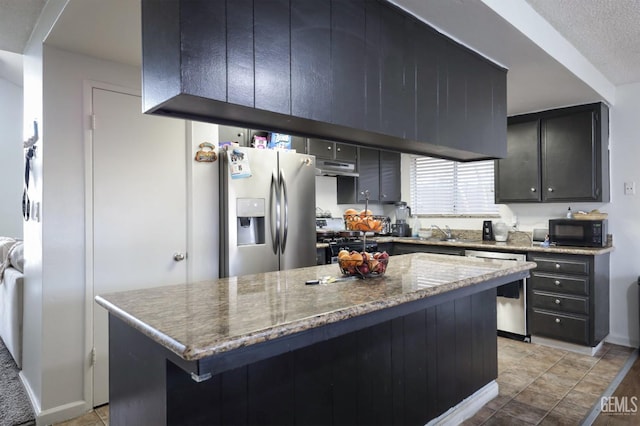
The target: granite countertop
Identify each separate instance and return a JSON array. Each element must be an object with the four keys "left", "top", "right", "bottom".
[
  {"left": 373, "top": 234, "right": 614, "bottom": 256},
  {"left": 95, "top": 253, "right": 535, "bottom": 362}
]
